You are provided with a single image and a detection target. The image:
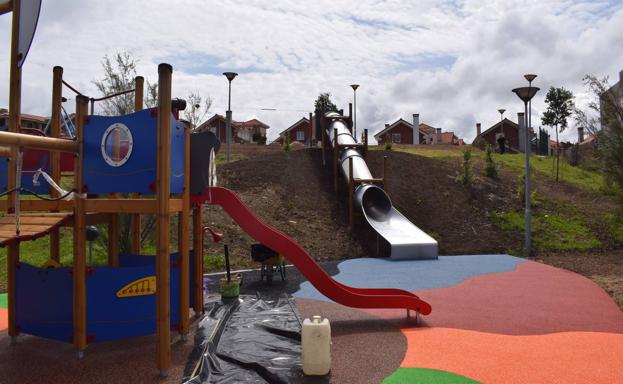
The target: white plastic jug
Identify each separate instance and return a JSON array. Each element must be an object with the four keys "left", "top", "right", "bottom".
[{"left": 302, "top": 315, "right": 331, "bottom": 375}]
